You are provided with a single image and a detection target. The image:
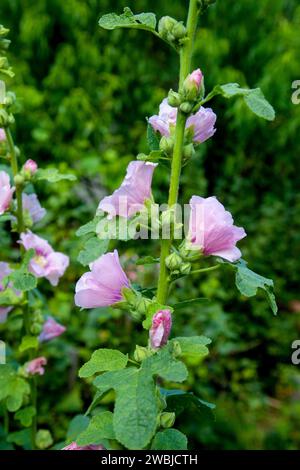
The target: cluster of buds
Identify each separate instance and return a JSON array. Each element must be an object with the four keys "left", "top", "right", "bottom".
[
  {"left": 0, "top": 25, "right": 14, "bottom": 79},
  {"left": 30, "top": 309, "right": 44, "bottom": 336},
  {"left": 165, "top": 252, "right": 191, "bottom": 277},
  {"left": 13, "top": 159, "right": 38, "bottom": 189},
  {"left": 168, "top": 68, "right": 205, "bottom": 115},
  {"left": 121, "top": 286, "right": 152, "bottom": 321},
  {"left": 158, "top": 16, "right": 187, "bottom": 46}
]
